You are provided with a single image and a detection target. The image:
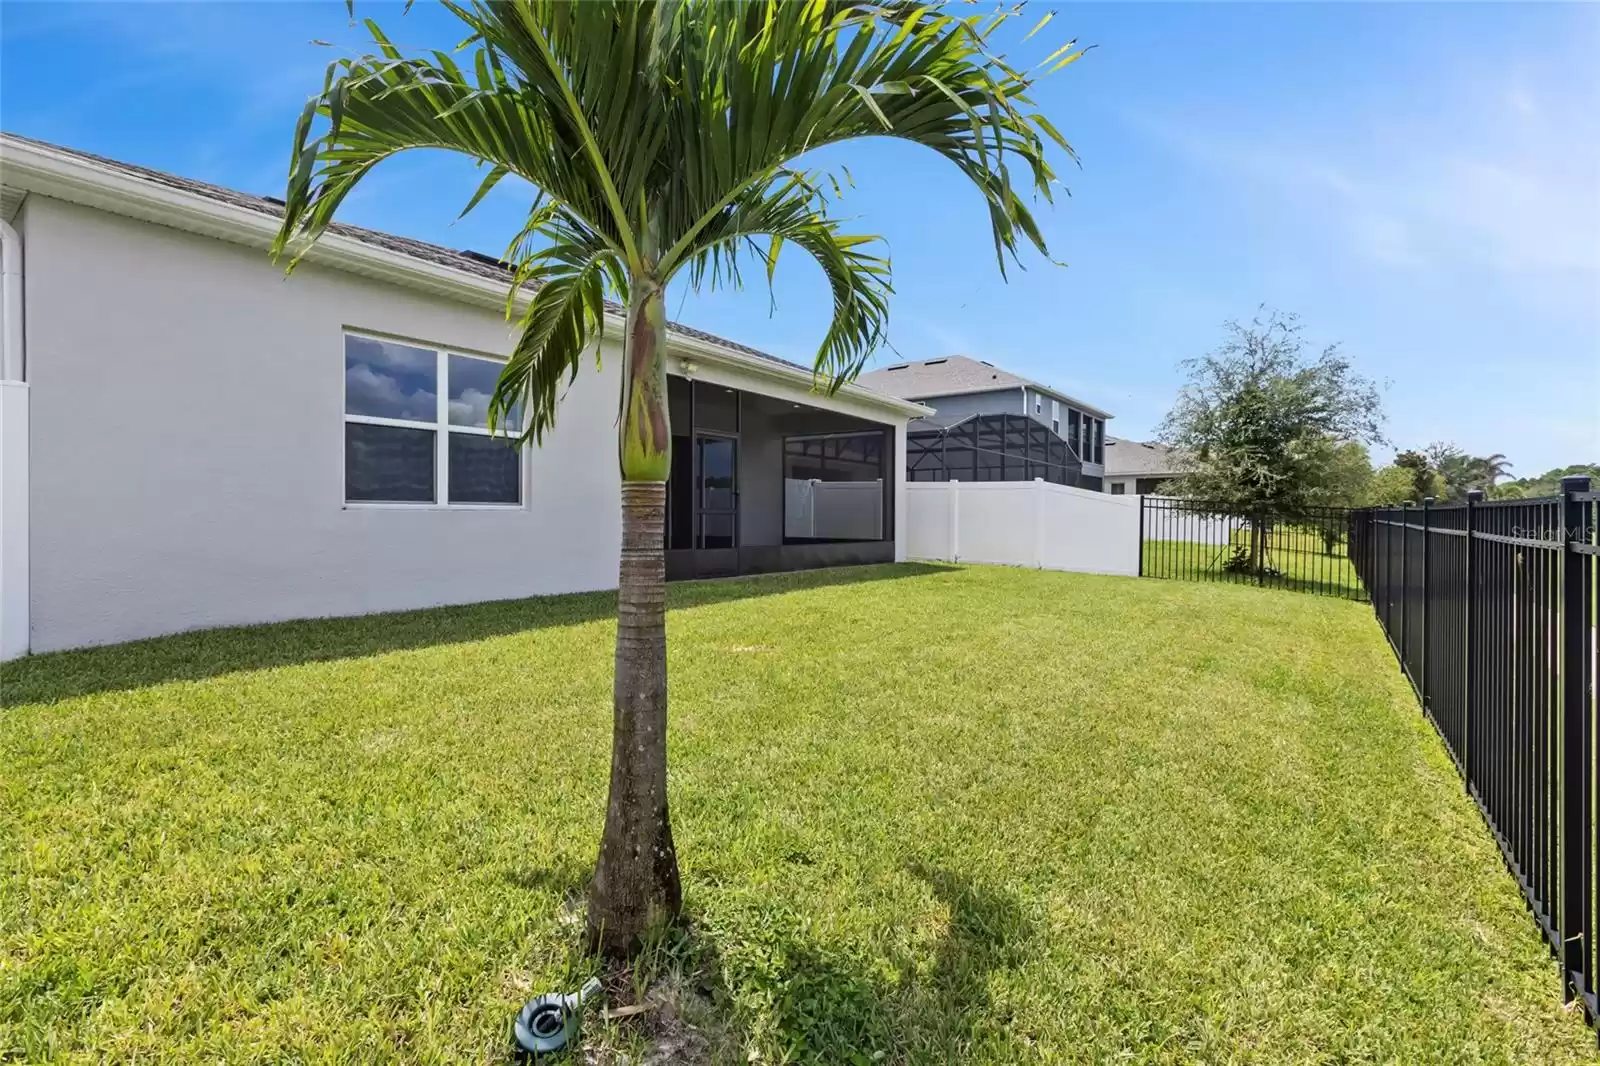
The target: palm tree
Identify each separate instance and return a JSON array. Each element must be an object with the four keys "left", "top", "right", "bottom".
[
  {"left": 1474, "top": 452, "right": 1513, "bottom": 488},
  {"left": 273, "top": 0, "right": 1079, "bottom": 957}
]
